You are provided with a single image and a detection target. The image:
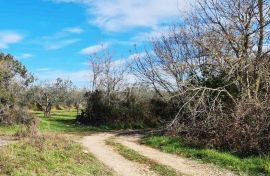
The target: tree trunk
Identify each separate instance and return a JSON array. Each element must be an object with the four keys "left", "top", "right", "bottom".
[
  {"left": 254, "top": 0, "right": 264, "bottom": 100},
  {"left": 76, "top": 107, "right": 79, "bottom": 115},
  {"left": 43, "top": 104, "right": 52, "bottom": 117}
]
